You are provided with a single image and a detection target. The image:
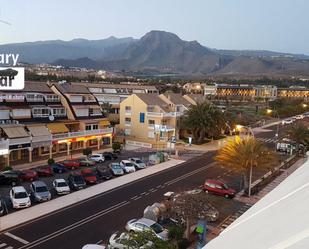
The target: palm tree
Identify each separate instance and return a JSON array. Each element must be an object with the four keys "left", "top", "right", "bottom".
[
  {"left": 183, "top": 102, "right": 225, "bottom": 144},
  {"left": 286, "top": 123, "right": 309, "bottom": 153},
  {"left": 215, "top": 136, "right": 277, "bottom": 196}
]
